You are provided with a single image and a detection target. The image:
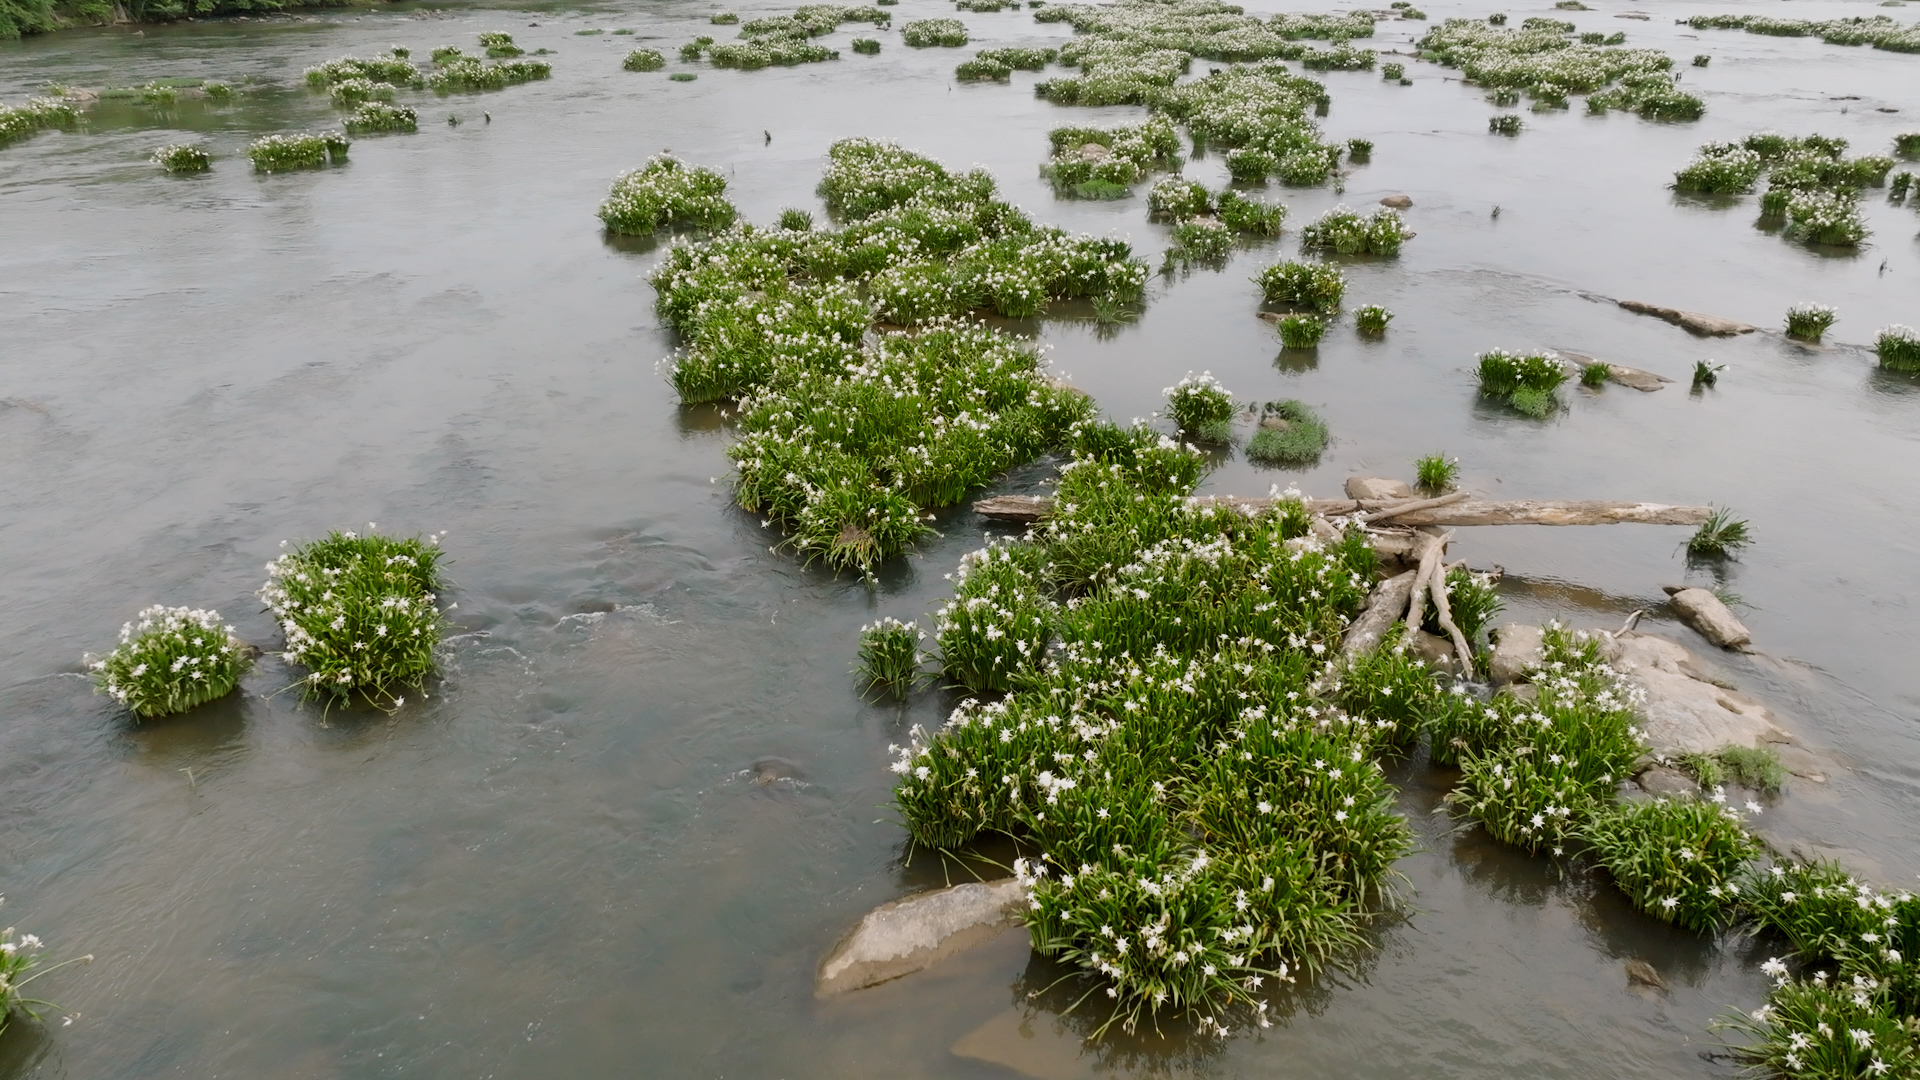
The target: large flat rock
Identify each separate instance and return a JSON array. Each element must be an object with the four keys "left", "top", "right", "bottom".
[
  {"left": 1611, "top": 633, "right": 1791, "bottom": 756},
  {"left": 1618, "top": 299, "right": 1756, "bottom": 336},
  {"left": 817, "top": 878, "right": 1027, "bottom": 996}
]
